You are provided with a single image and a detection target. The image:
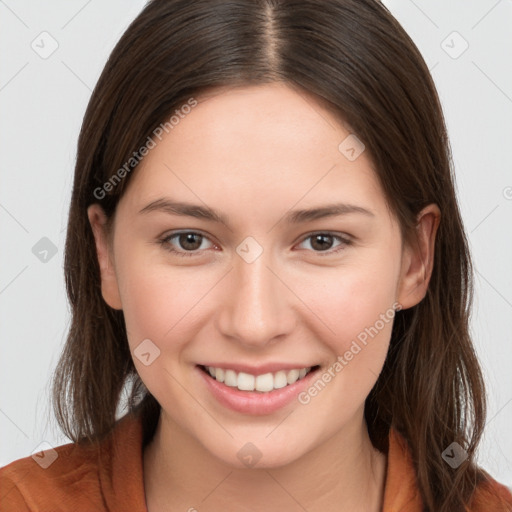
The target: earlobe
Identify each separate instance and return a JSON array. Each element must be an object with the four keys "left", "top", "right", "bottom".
[
  {"left": 87, "top": 204, "right": 123, "bottom": 310},
  {"left": 397, "top": 204, "right": 441, "bottom": 310}
]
